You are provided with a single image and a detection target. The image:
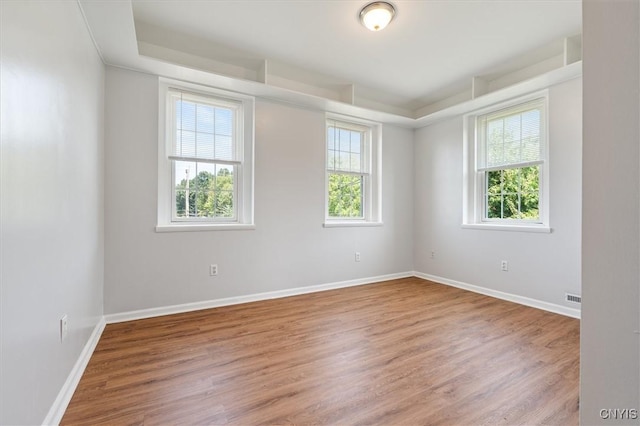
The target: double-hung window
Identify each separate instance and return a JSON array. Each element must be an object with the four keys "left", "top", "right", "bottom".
[
  {"left": 157, "top": 79, "right": 254, "bottom": 231},
  {"left": 464, "top": 93, "right": 549, "bottom": 231},
  {"left": 325, "top": 115, "right": 381, "bottom": 226}
]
